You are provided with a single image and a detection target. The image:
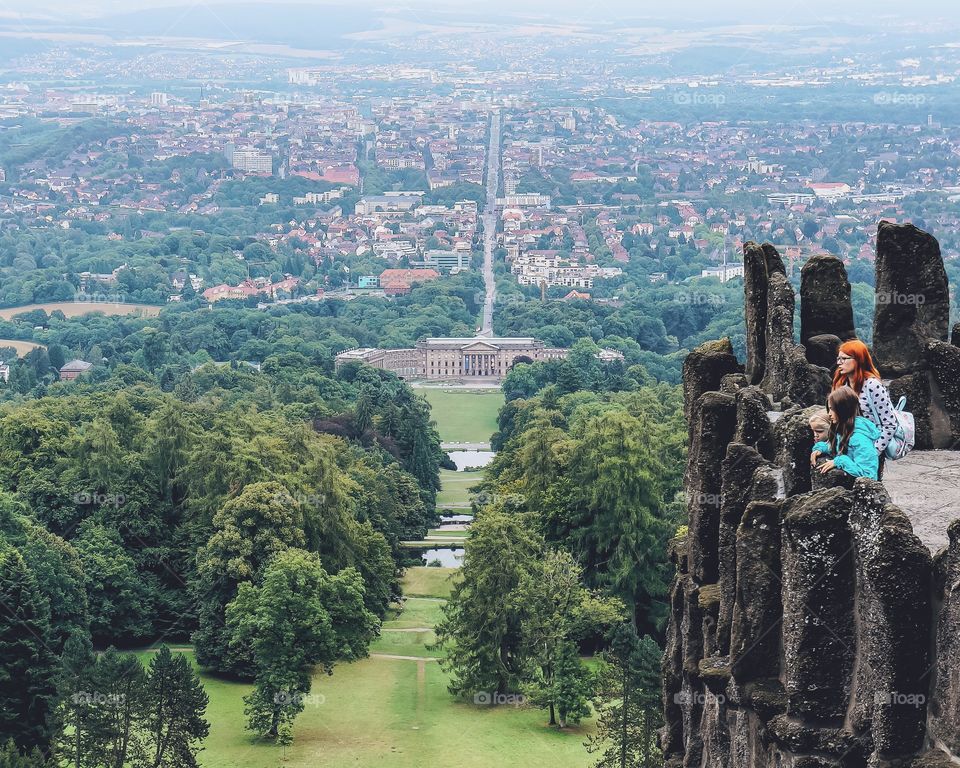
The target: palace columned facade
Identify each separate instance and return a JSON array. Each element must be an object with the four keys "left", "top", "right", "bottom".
[{"left": 335, "top": 336, "right": 568, "bottom": 380}]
